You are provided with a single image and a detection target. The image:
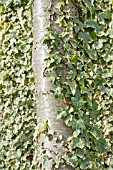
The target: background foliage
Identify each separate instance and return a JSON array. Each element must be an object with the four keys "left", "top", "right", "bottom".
[
  {"left": 0, "top": 0, "right": 113, "bottom": 169},
  {"left": 0, "top": 0, "right": 37, "bottom": 169},
  {"left": 43, "top": 0, "right": 113, "bottom": 169}
]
